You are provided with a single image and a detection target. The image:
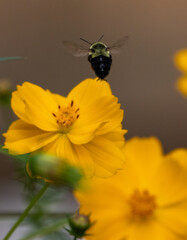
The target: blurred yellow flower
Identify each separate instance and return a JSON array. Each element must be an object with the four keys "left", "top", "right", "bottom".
[
  {"left": 3, "top": 78, "right": 127, "bottom": 178},
  {"left": 75, "top": 137, "right": 187, "bottom": 240},
  {"left": 167, "top": 148, "right": 187, "bottom": 170},
  {"left": 174, "top": 49, "right": 187, "bottom": 96}
]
